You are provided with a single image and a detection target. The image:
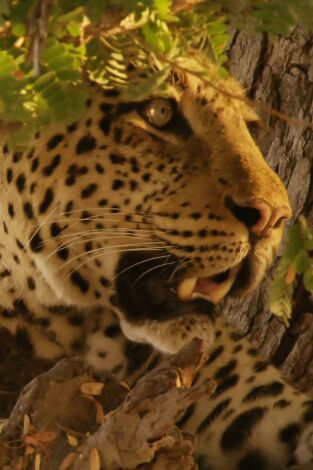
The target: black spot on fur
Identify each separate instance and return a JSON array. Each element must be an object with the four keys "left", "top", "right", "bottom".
[
  {"left": 16, "top": 173, "right": 26, "bottom": 192},
  {"left": 56, "top": 246, "right": 70, "bottom": 260},
  {"left": 31, "top": 158, "right": 39, "bottom": 172},
  {"left": 39, "top": 188, "right": 54, "bottom": 213},
  {"left": 221, "top": 407, "right": 266, "bottom": 451},
  {"left": 112, "top": 179, "right": 124, "bottom": 190},
  {"left": 214, "top": 360, "right": 237, "bottom": 381},
  {"left": 0, "top": 269, "right": 11, "bottom": 279},
  {"left": 65, "top": 175, "right": 76, "bottom": 186},
  {"left": 274, "top": 399, "right": 291, "bottom": 409},
  {"left": 213, "top": 374, "right": 239, "bottom": 398},
  {"left": 65, "top": 201, "right": 74, "bottom": 215},
  {"left": 197, "top": 399, "right": 231, "bottom": 433},
  {"left": 237, "top": 450, "right": 267, "bottom": 470},
  {"left": 104, "top": 324, "right": 121, "bottom": 338},
  {"left": 142, "top": 173, "right": 151, "bottom": 182},
  {"left": 27, "top": 148, "right": 35, "bottom": 159},
  {"left": 95, "top": 163, "right": 105, "bottom": 174},
  {"left": 67, "top": 122, "right": 78, "bottom": 133},
  {"left": 50, "top": 222, "right": 62, "bottom": 237},
  {"left": 23, "top": 202, "right": 34, "bottom": 219},
  {"left": 6, "top": 168, "right": 13, "bottom": 183},
  {"left": 206, "top": 345, "right": 224, "bottom": 365},
  {"left": 130, "top": 180, "right": 138, "bottom": 191},
  {"left": 247, "top": 348, "right": 258, "bottom": 357},
  {"left": 30, "top": 230, "right": 44, "bottom": 252},
  {"left": 13, "top": 298, "right": 28, "bottom": 314},
  {"left": 114, "top": 127, "right": 123, "bottom": 143},
  {"left": 81, "top": 183, "right": 98, "bottom": 198},
  {"left": 100, "top": 103, "right": 114, "bottom": 113},
  {"left": 233, "top": 344, "right": 242, "bottom": 353},
  {"left": 81, "top": 210, "right": 92, "bottom": 223},
  {"left": 76, "top": 135, "right": 97, "bottom": 154},
  {"left": 13, "top": 254, "right": 20, "bottom": 264},
  {"left": 130, "top": 157, "right": 140, "bottom": 173},
  {"left": 8, "top": 203, "right": 14, "bottom": 218},
  {"left": 15, "top": 328, "right": 34, "bottom": 352},
  {"left": 98, "top": 199, "right": 108, "bottom": 207},
  {"left": 279, "top": 423, "right": 301, "bottom": 449},
  {"left": 42, "top": 154, "right": 61, "bottom": 176},
  {"left": 110, "top": 153, "right": 126, "bottom": 165},
  {"left": 12, "top": 151, "right": 23, "bottom": 163},
  {"left": 100, "top": 276, "right": 110, "bottom": 287},
  {"left": 253, "top": 361, "right": 270, "bottom": 373},
  {"left": 99, "top": 116, "right": 111, "bottom": 135},
  {"left": 242, "top": 381, "right": 284, "bottom": 403},
  {"left": 47, "top": 134, "right": 64, "bottom": 150},
  {"left": 16, "top": 238, "right": 25, "bottom": 250},
  {"left": 68, "top": 313, "right": 85, "bottom": 326},
  {"left": 70, "top": 271, "right": 90, "bottom": 293},
  {"left": 27, "top": 277, "right": 36, "bottom": 290}
]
